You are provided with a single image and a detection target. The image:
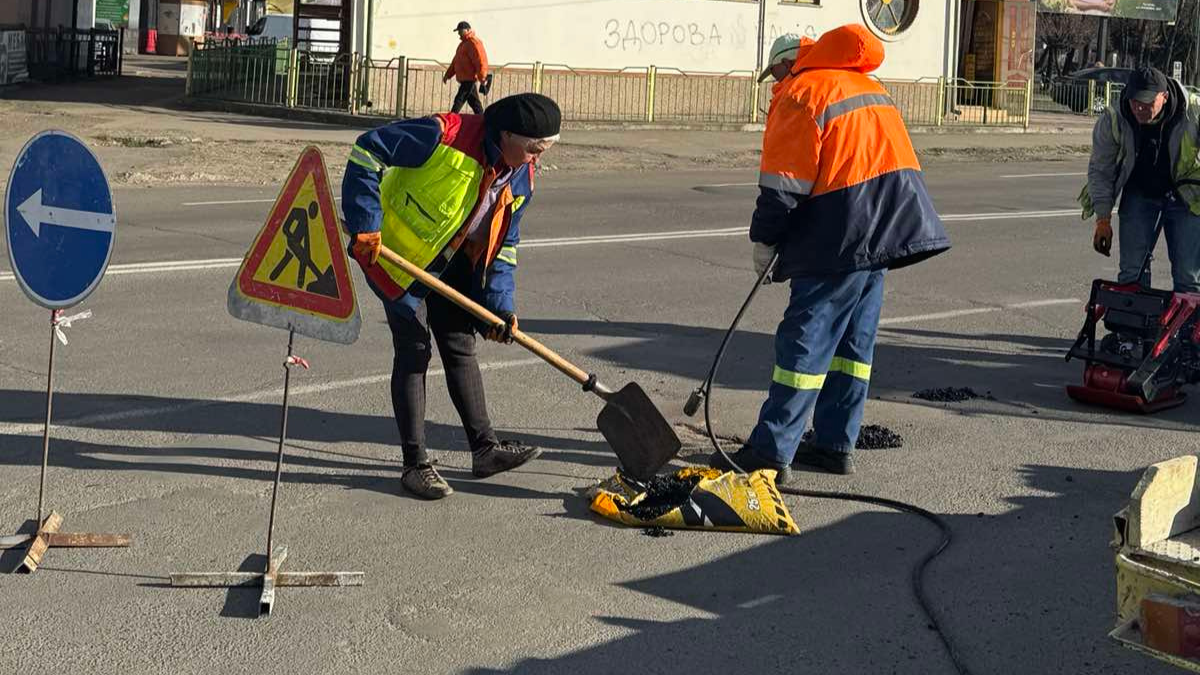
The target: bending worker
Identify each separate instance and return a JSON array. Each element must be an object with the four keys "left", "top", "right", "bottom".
[
  {"left": 342, "top": 93, "right": 561, "bottom": 500},
  {"left": 711, "top": 24, "right": 950, "bottom": 480},
  {"left": 1084, "top": 66, "right": 1200, "bottom": 293}
]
